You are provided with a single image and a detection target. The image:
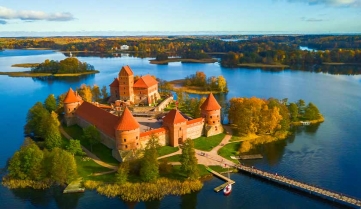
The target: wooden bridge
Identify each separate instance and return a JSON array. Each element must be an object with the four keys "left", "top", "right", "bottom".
[
  {"left": 206, "top": 167, "right": 235, "bottom": 192},
  {"left": 236, "top": 164, "right": 361, "bottom": 208}
]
